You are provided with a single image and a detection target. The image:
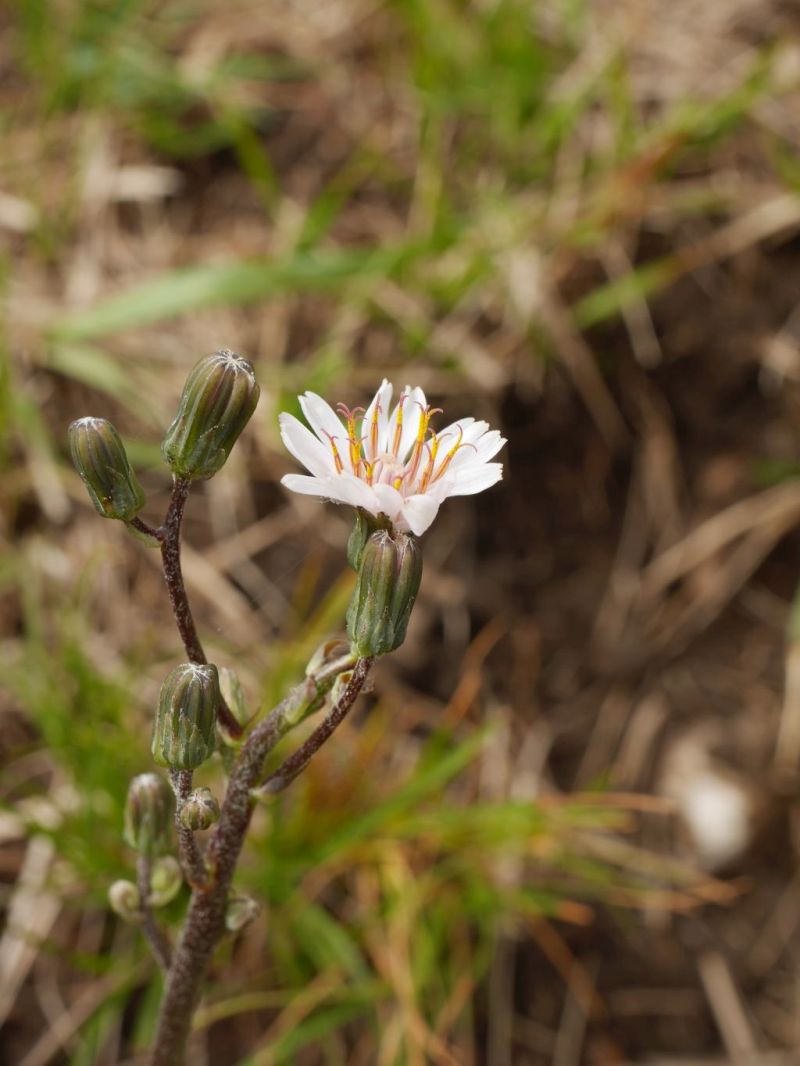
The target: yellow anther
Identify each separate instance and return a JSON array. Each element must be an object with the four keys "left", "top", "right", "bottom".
[
  {"left": 369, "top": 405, "right": 380, "bottom": 459},
  {"left": 337, "top": 403, "right": 367, "bottom": 474},
  {"left": 406, "top": 405, "right": 442, "bottom": 486},
  {"left": 391, "top": 393, "right": 406, "bottom": 458},
  {"left": 324, "top": 433, "right": 344, "bottom": 474},
  {"left": 419, "top": 434, "right": 440, "bottom": 492},
  {"left": 430, "top": 428, "right": 464, "bottom": 484}
]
